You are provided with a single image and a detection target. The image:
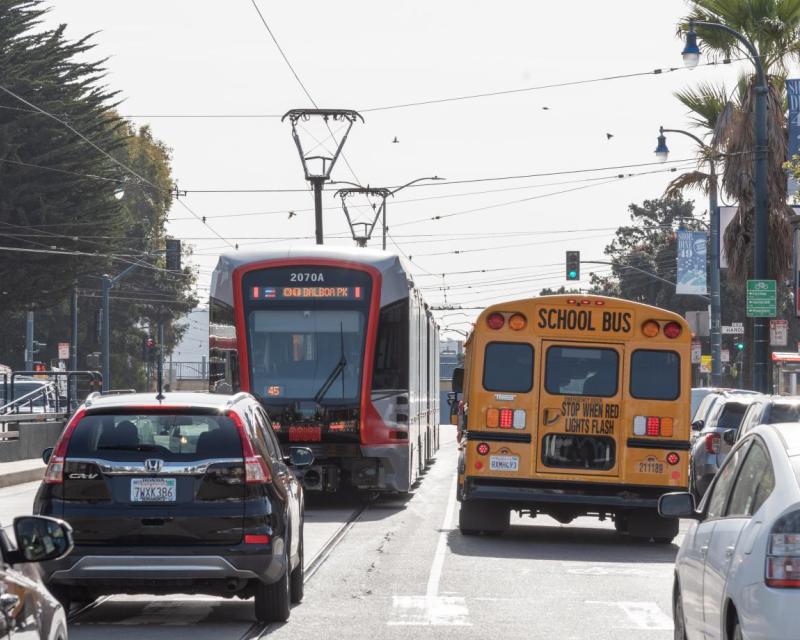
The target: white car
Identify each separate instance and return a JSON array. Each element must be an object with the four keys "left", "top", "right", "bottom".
[{"left": 659, "top": 422, "right": 800, "bottom": 640}]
